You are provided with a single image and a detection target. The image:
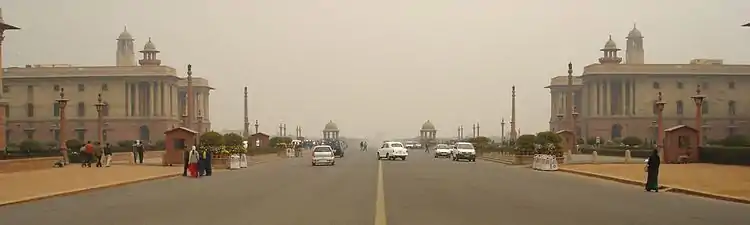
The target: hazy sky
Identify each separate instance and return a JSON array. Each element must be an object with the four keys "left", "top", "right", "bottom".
[{"left": 2, "top": 0, "right": 750, "bottom": 139}]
